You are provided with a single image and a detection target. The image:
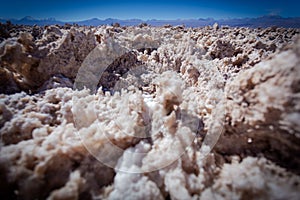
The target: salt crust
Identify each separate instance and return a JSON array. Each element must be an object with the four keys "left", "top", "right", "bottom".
[{"left": 0, "top": 25, "right": 299, "bottom": 199}]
